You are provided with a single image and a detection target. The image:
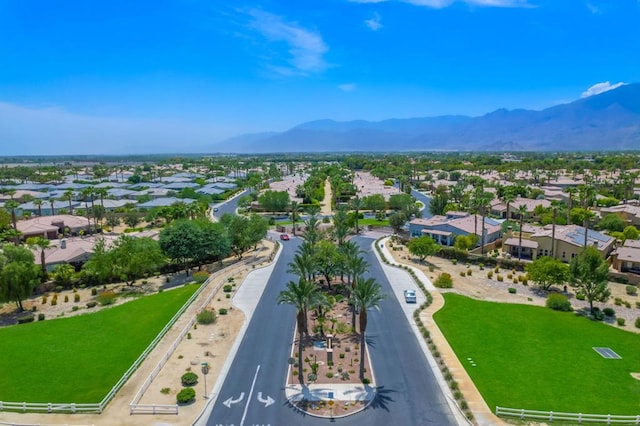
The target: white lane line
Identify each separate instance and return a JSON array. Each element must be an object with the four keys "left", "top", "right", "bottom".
[{"left": 240, "top": 364, "right": 261, "bottom": 426}]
